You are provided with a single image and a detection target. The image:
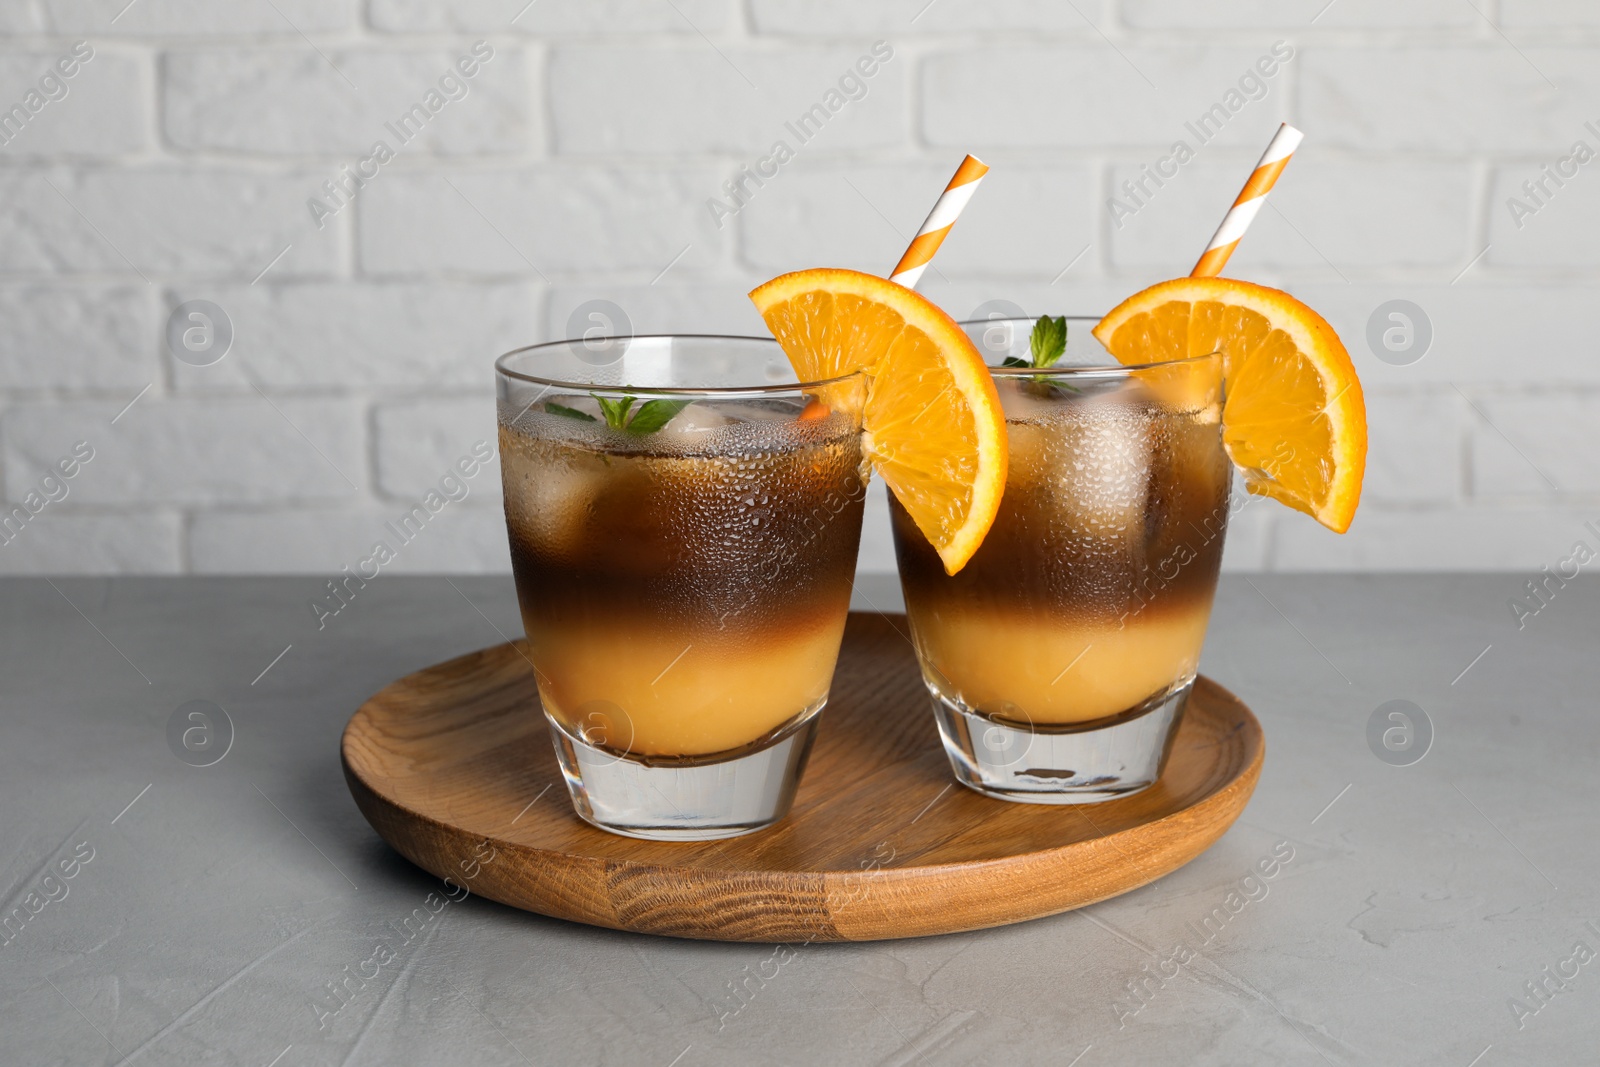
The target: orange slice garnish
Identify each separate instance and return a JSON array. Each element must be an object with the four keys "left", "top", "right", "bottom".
[
  {"left": 1093, "top": 277, "right": 1367, "bottom": 533},
  {"left": 751, "top": 268, "right": 1007, "bottom": 574}
]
